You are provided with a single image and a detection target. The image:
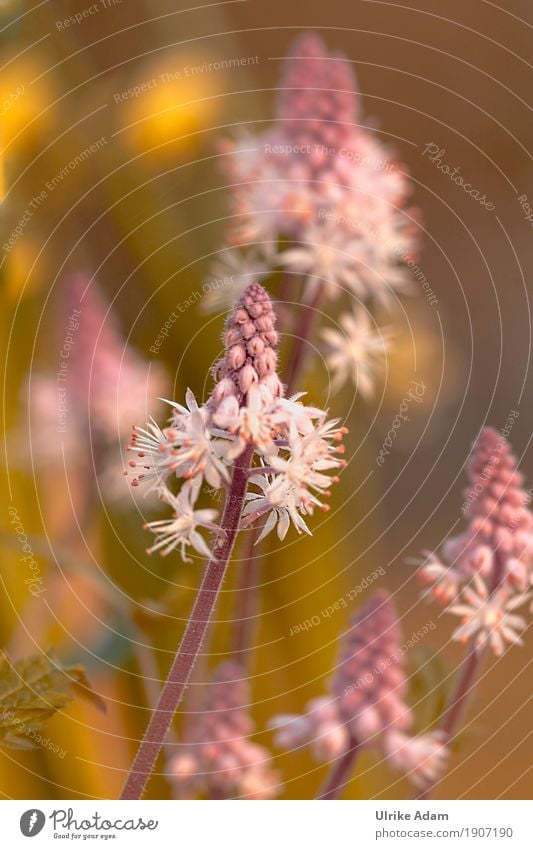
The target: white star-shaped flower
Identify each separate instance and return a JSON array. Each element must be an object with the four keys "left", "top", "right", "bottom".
[
  {"left": 129, "top": 390, "right": 230, "bottom": 490},
  {"left": 277, "top": 223, "right": 366, "bottom": 301},
  {"left": 144, "top": 480, "right": 219, "bottom": 562},
  {"left": 449, "top": 575, "right": 530, "bottom": 656},
  {"left": 384, "top": 730, "right": 448, "bottom": 790},
  {"left": 213, "top": 384, "right": 278, "bottom": 460},
  {"left": 321, "top": 309, "right": 393, "bottom": 396}
]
